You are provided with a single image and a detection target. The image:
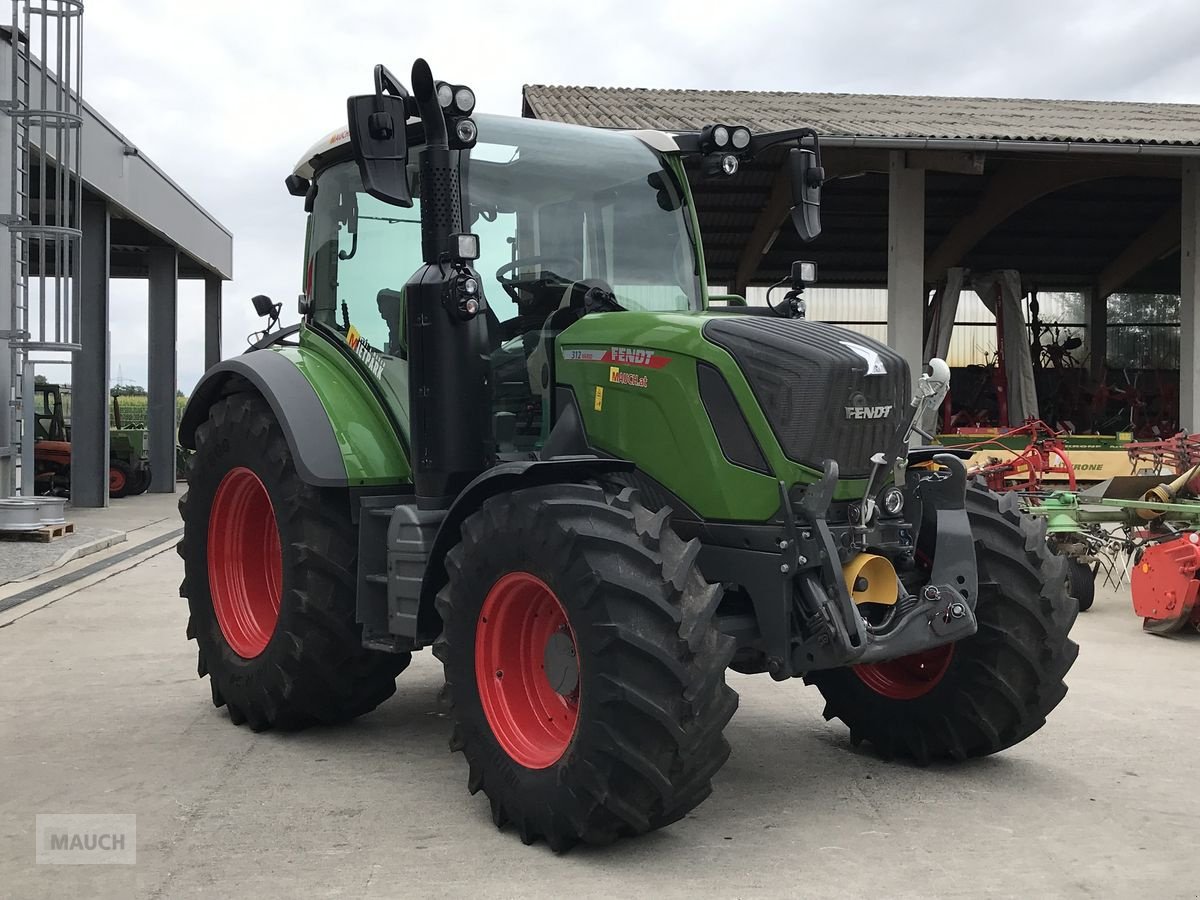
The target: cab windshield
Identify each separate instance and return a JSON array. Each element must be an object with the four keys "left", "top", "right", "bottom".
[
  {"left": 464, "top": 114, "right": 699, "bottom": 320},
  {"left": 306, "top": 114, "right": 698, "bottom": 445}
]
